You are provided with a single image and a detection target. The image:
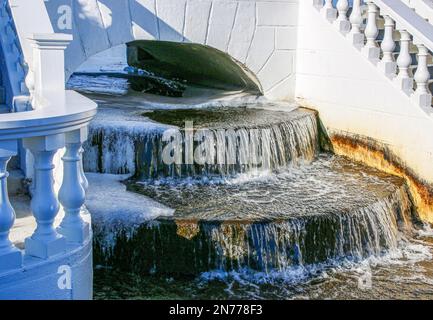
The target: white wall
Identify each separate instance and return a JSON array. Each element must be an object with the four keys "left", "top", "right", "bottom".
[
  {"left": 296, "top": 1, "right": 433, "bottom": 183},
  {"left": 43, "top": 0, "right": 300, "bottom": 100}
]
